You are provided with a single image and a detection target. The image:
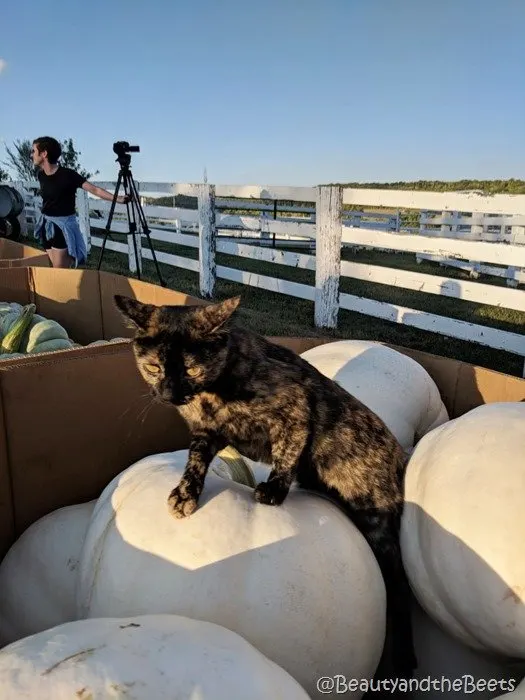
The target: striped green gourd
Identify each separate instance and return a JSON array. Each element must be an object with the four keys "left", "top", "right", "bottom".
[{"left": 0, "top": 304, "right": 36, "bottom": 354}]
